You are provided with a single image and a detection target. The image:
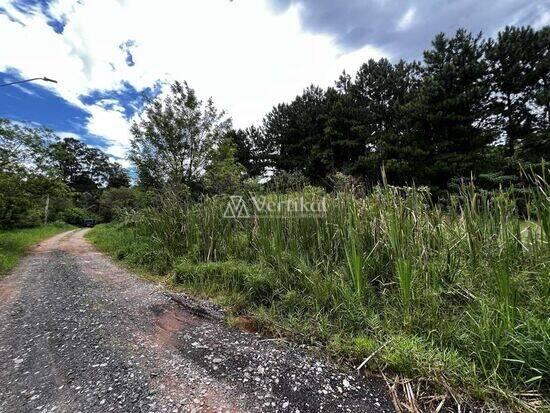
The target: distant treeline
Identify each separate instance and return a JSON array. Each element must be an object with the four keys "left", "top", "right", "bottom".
[
  {"left": 0, "top": 120, "right": 131, "bottom": 229},
  {"left": 226, "top": 26, "right": 549, "bottom": 193}
]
